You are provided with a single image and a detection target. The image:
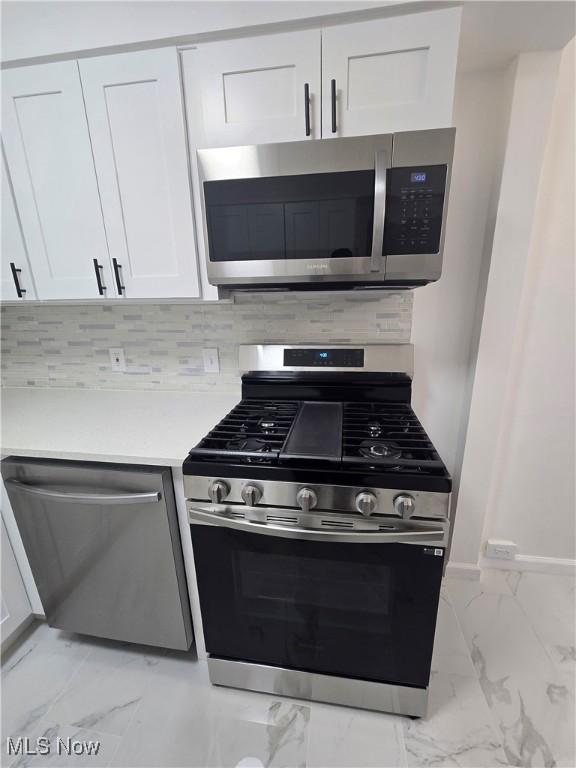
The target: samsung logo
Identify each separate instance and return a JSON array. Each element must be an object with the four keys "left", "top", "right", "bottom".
[{"left": 306, "top": 263, "right": 329, "bottom": 270}]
